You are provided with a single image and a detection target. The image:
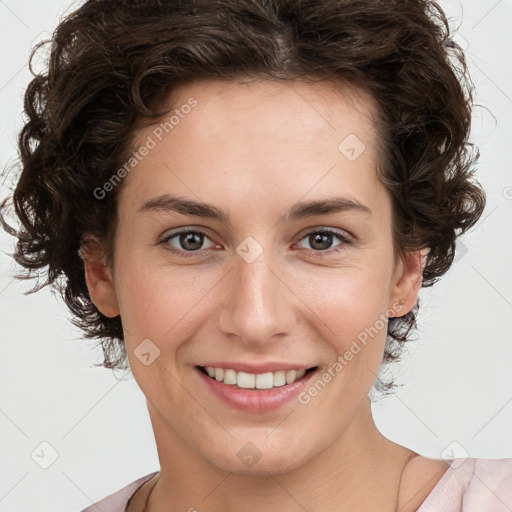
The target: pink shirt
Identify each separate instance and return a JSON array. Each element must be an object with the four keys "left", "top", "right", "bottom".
[{"left": 80, "top": 458, "right": 512, "bottom": 512}]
